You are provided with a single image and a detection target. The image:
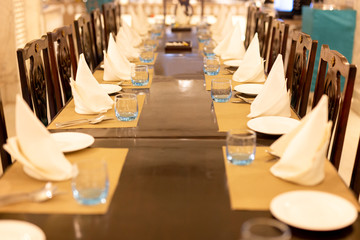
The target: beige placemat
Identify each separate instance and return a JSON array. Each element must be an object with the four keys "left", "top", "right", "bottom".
[
  {"left": 47, "top": 94, "right": 145, "bottom": 129},
  {"left": 0, "top": 148, "right": 128, "bottom": 214},
  {"left": 93, "top": 67, "right": 154, "bottom": 89},
  {"left": 223, "top": 146, "right": 360, "bottom": 211},
  {"left": 213, "top": 99, "right": 299, "bottom": 132}
]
